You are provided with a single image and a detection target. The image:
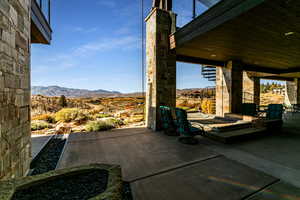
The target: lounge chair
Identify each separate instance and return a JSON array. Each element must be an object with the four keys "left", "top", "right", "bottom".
[
  {"left": 175, "top": 108, "right": 204, "bottom": 145},
  {"left": 159, "top": 106, "right": 179, "bottom": 136}
]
